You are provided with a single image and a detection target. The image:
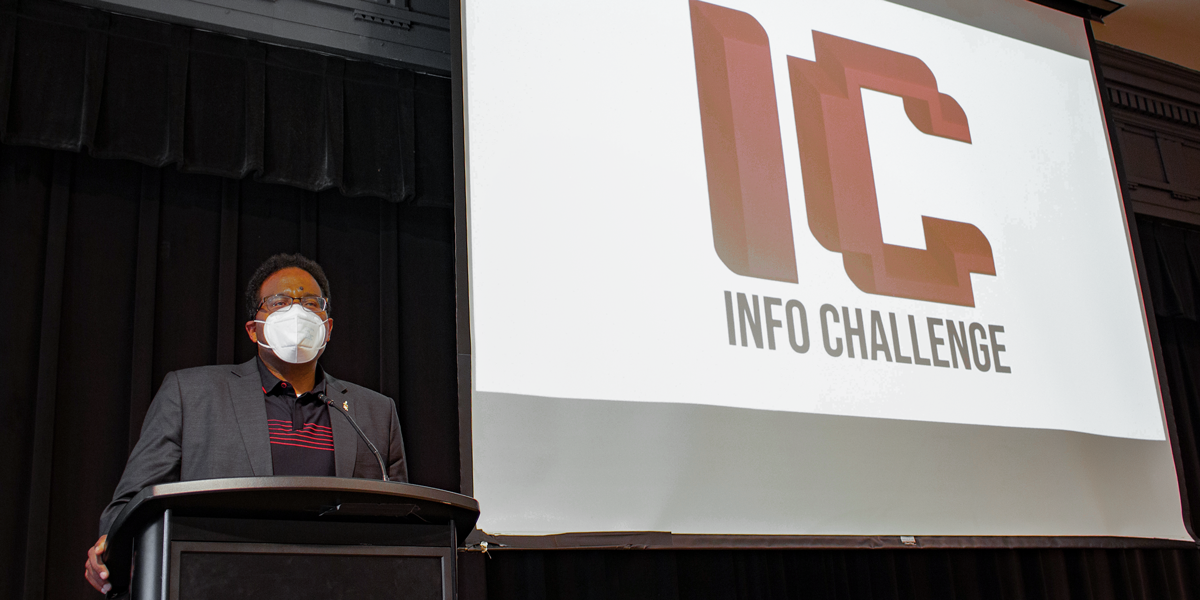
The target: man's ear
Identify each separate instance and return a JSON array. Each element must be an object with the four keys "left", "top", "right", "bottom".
[
  {"left": 245, "top": 320, "right": 259, "bottom": 343},
  {"left": 325, "top": 318, "right": 333, "bottom": 342}
]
